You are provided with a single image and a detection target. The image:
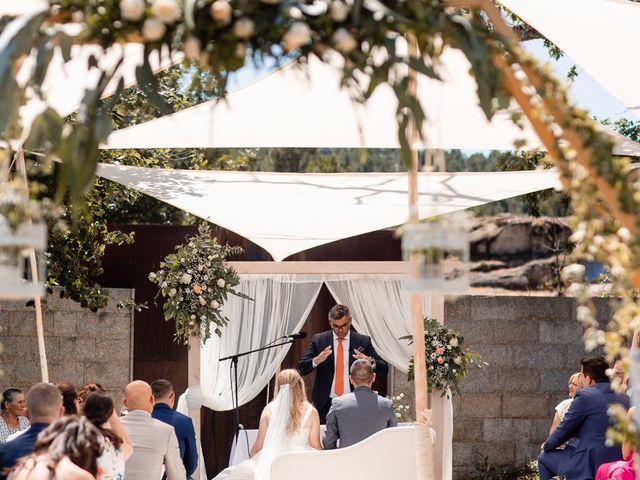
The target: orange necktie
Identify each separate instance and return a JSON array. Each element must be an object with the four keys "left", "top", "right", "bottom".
[{"left": 335, "top": 338, "right": 344, "bottom": 396}]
